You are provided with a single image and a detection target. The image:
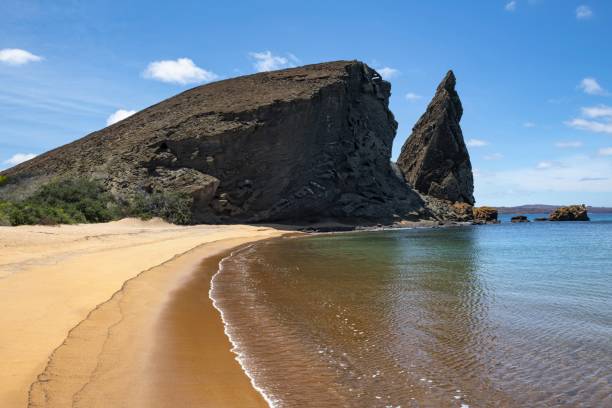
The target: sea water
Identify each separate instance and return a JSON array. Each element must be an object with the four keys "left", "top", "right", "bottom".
[{"left": 211, "top": 216, "right": 612, "bottom": 407}]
